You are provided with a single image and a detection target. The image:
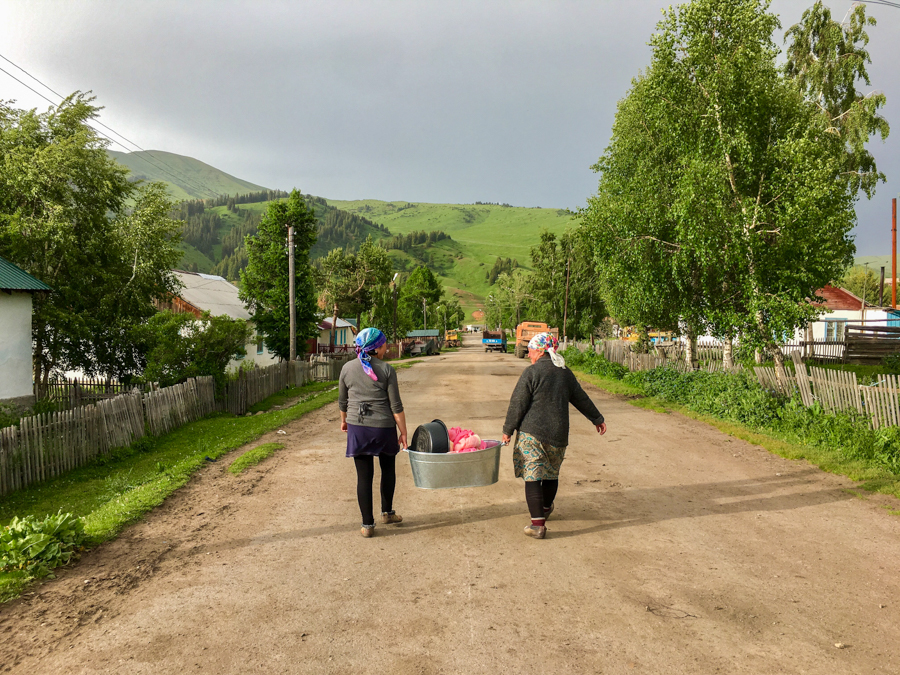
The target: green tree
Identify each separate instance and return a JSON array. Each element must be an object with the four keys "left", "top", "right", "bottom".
[
  {"left": 527, "top": 230, "right": 602, "bottom": 340},
  {"left": 316, "top": 237, "right": 393, "bottom": 343},
  {"left": 785, "top": 1, "right": 889, "bottom": 198},
  {"left": 239, "top": 190, "right": 318, "bottom": 360},
  {"left": 398, "top": 266, "right": 442, "bottom": 332},
  {"left": 842, "top": 266, "right": 880, "bottom": 305},
  {"left": 581, "top": 0, "right": 871, "bottom": 372},
  {"left": 140, "top": 310, "right": 253, "bottom": 391},
  {"left": 0, "top": 93, "right": 182, "bottom": 390}
]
